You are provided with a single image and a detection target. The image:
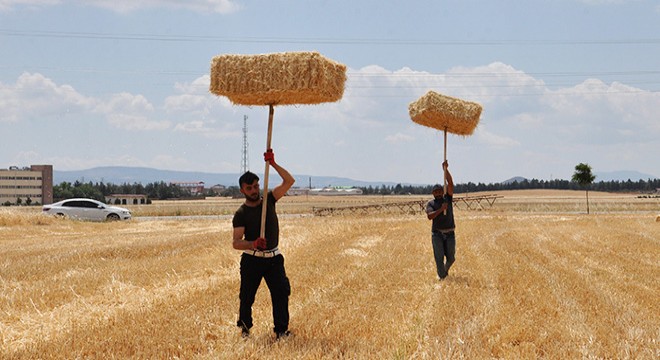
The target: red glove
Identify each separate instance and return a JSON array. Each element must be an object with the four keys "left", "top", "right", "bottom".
[
  {"left": 253, "top": 237, "right": 267, "bottom": 250},
  {"left": 264, "top": 149, "right": 276, "bottom": 165}
]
